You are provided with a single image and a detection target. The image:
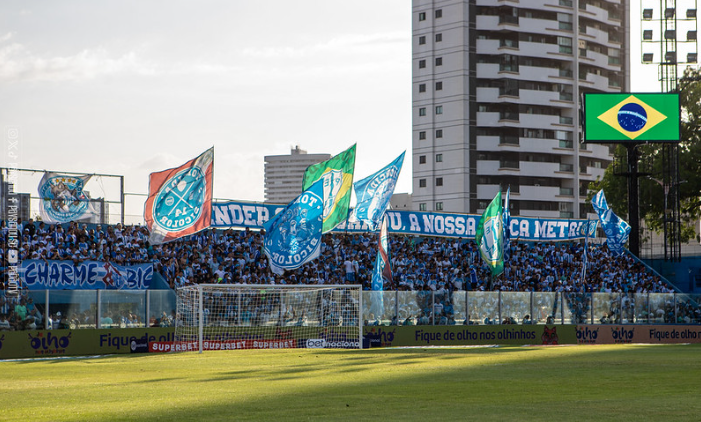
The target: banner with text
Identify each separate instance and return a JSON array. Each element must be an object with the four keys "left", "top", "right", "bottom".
[
  {"left": 20, "top": 260, "right": 153, "bottom": 290},
  {"left": 211, "top": 201, "right": 597, "bottom": 241}
]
